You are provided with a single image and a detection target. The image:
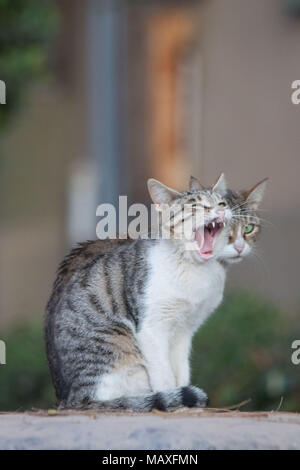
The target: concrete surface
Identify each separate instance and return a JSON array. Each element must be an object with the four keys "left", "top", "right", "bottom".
[{"left": 0, "top": 410, "right": 299, "bottom": 450}]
